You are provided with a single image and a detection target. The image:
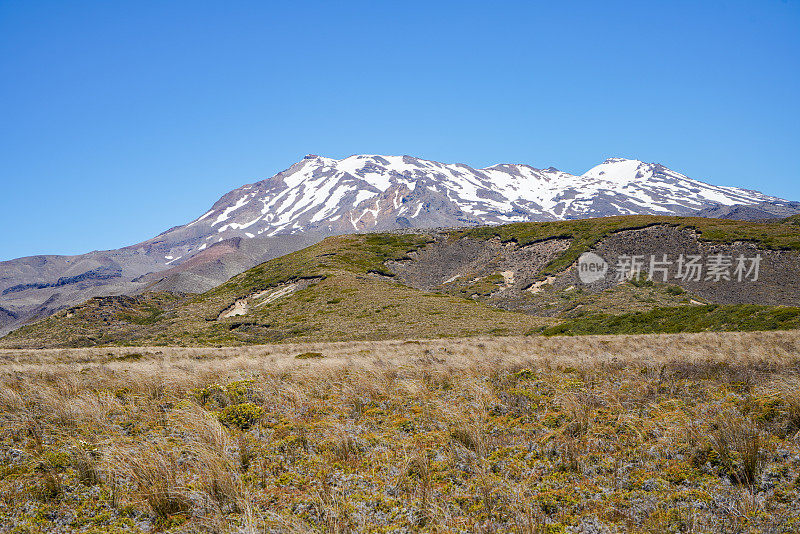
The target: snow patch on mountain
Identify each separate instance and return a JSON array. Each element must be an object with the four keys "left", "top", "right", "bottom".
[{"left": 172, "top": 154, "right": 786, "bottom": 256}]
